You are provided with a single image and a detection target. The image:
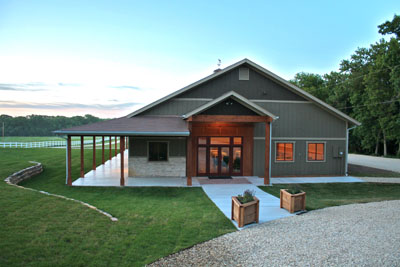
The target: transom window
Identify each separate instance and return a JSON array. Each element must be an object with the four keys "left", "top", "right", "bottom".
[
  {"left": 276, "top": 142, "right": 294, "bottom": 162},
  {"left": 148, "top": 142, "right": 168, "bottom": 161},
  {"left": 307, "top": 143, "right": 325, "bottom": 161}
]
